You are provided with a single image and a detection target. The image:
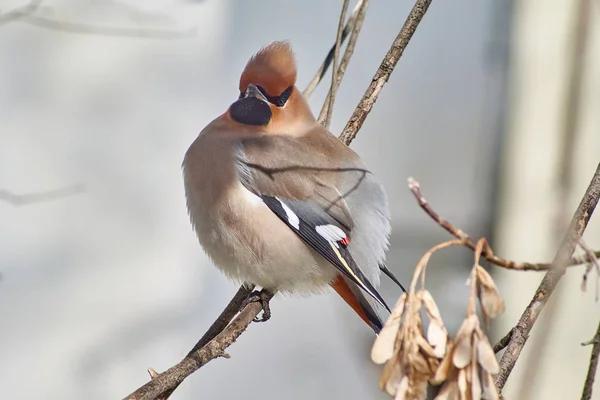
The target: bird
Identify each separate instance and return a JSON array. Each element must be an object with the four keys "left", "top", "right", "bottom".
[{"left": 183, "top": 41, "right": 404, "bottom": 334}]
